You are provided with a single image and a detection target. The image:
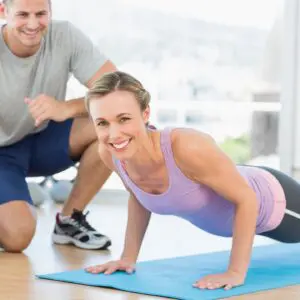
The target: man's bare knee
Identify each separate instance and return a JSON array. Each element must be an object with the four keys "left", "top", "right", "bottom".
[
  {"left": 1, "top": 220, "right": 36, "bottom": 252},
  {"left": 0, "top": 201, "right": 37, "bottom": 252}
]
